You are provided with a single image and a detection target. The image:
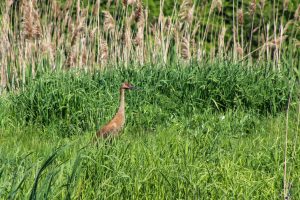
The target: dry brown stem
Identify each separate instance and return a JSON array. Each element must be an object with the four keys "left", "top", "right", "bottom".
[{"left": 103, "top": 11, "right": 116, "bottom": 33}]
